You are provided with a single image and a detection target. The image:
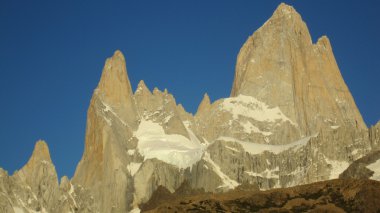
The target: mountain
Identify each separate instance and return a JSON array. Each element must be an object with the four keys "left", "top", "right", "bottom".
[
  {"left": 230, "top": 4, "right": 366, "bottom": 134},
  {"left": 0, "top": 3, "right": 379, "bottom": 213},
  {"left": 190, "top": 3, "right": 373, "bottom": 193}
]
